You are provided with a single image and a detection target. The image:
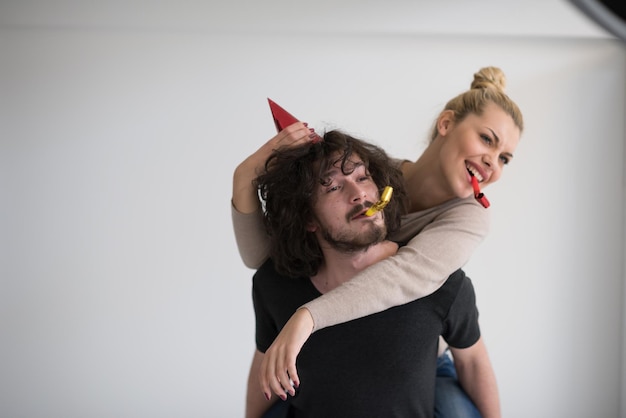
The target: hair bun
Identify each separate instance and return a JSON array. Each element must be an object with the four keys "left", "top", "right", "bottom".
[{"left": 471, "top": 66, "right": 506, "bottom": 92}]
